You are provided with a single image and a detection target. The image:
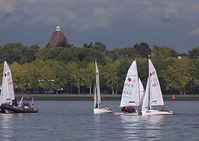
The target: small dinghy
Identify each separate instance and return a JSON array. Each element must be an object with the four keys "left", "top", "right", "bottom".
[
  {"left": 117, "top": 60, "right": 144, "bottom": 116},
  {"left": 0, "top": 61, "right": 38, "bottom": 114},
  {"left": 93, "top": 61, "right": 112, "bottom": 114},
  {"left": 138, "top": 58, "right": 173, "bottom": 115},
  {"left": 1, "top": 104, "right": 38, "bottom": 113}
]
